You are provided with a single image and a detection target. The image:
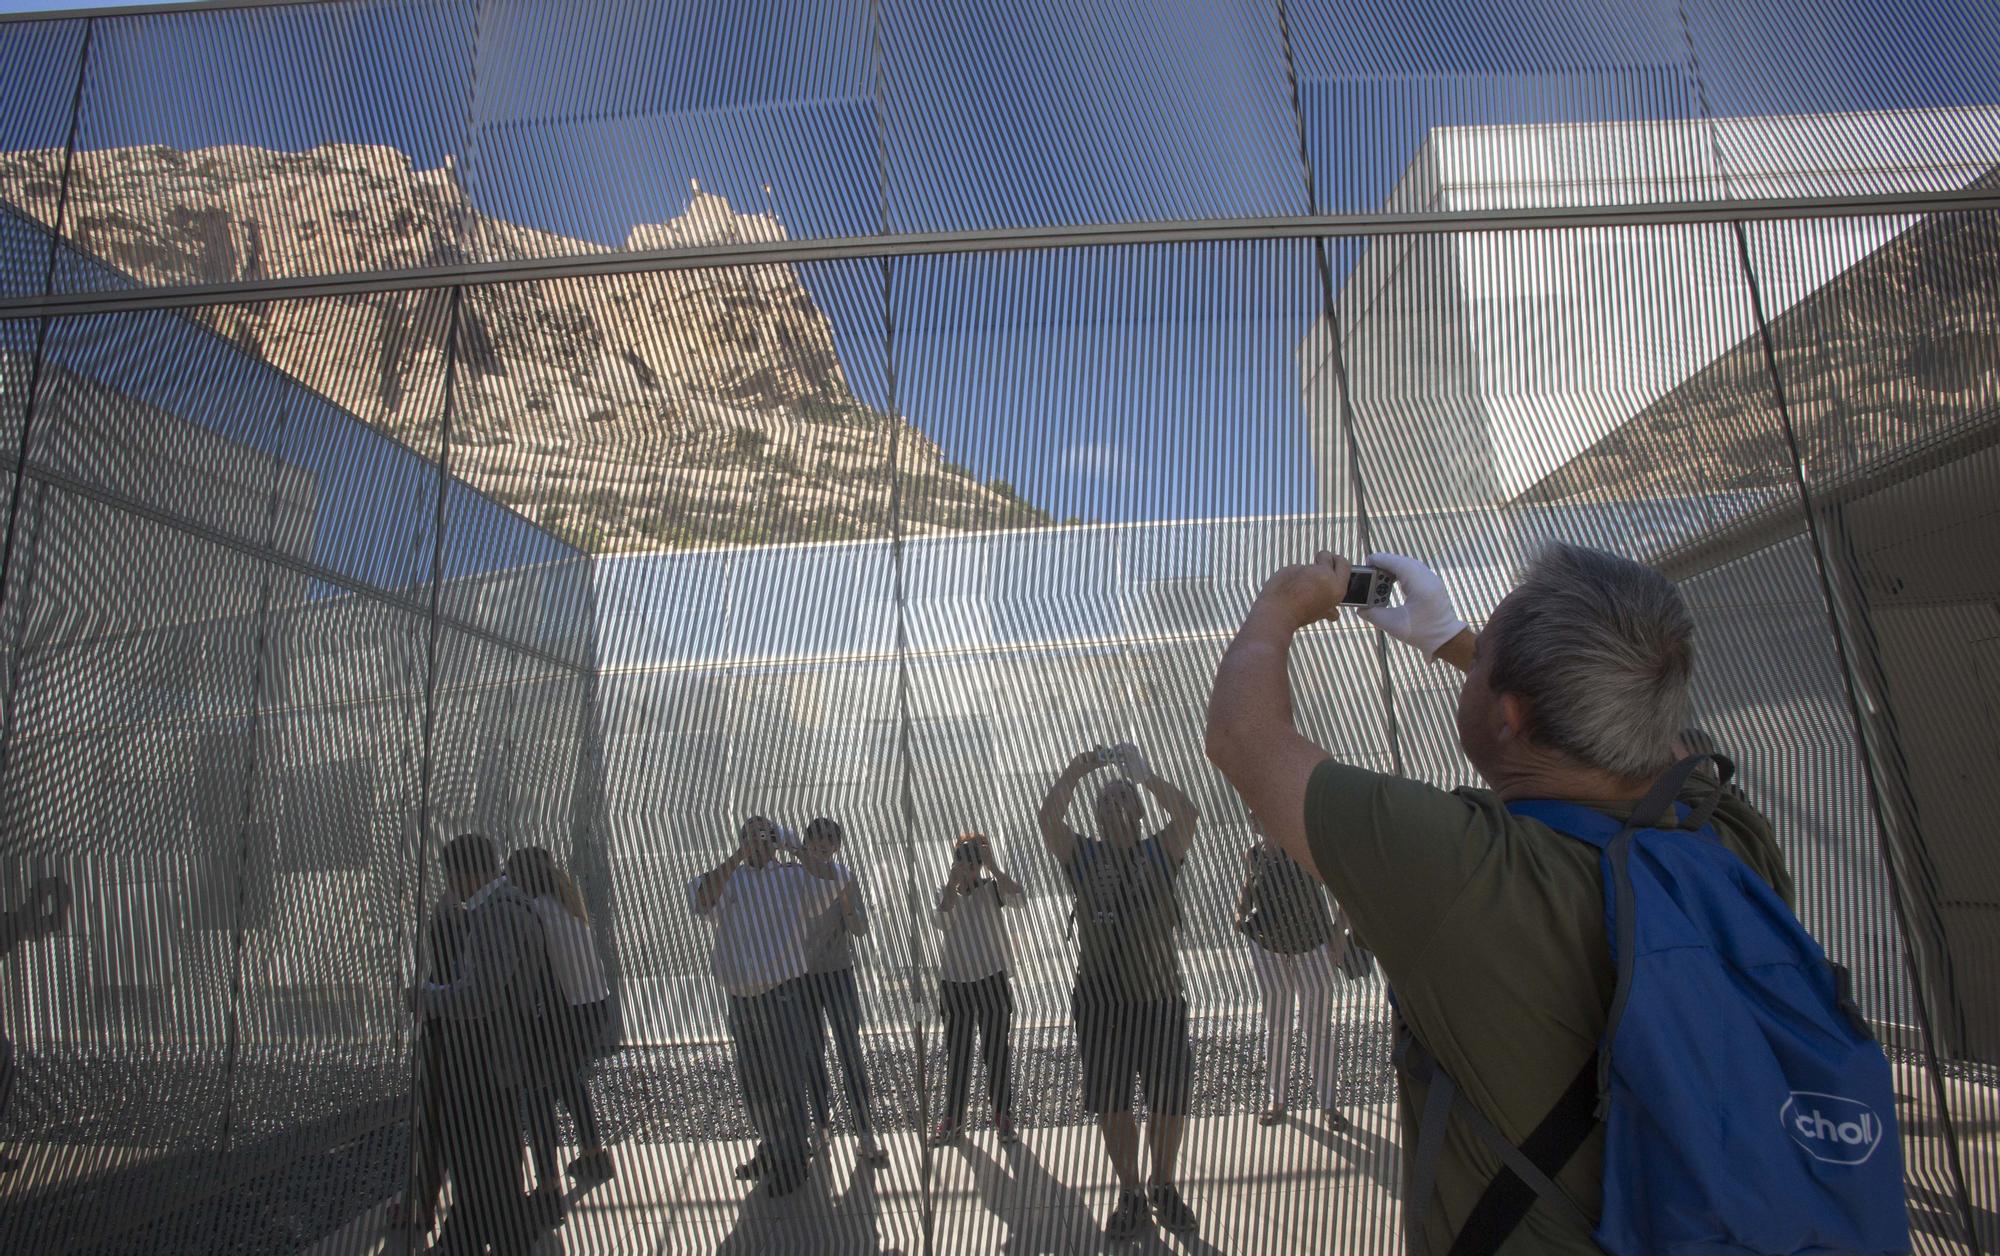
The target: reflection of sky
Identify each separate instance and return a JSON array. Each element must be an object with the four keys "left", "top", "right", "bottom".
[
  {"left": 0, "top": 0, "right": 187, "bottom": 11},
  {"left": 1, "top": 0, "right": 1995, "bottom": 531}
]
